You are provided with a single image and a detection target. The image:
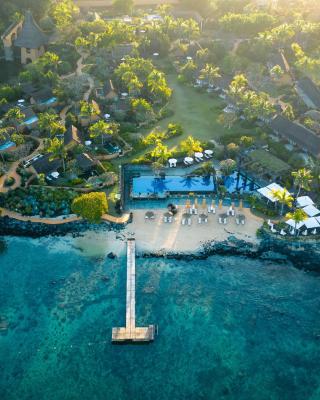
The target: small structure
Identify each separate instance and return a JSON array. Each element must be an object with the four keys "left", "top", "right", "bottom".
[
  {"left": 296, "top": 77, "right": 320, "bottom": 110},
  {"left": 20, "top": 107, "right": 39, "bottom": 131},
  {"left": 297, "top": 196, "right": 314, "bottom": 208},
  {"left": 31, "top": 153, "right": 62, "bottom": 176},
  {"left": 112, "top": 239, "right": 155, "bottom": 343},
  {"left": 111, "top": 43, "right": 134, "bottom": 62},
  {"left": 30, "top": 88, "right": 58, "bottom": 110},
  {"left": 95, "top": 79, "right": 118, "bottom": 101},
  {"left": 302, "top": 204, "right": 320, "bottom": 217},
  {"left": 257, "top": 182, "right": 284, "bottom": 203},
  {"left": 78, "top": 100, "right": 101, "bottom": 127},
  {"left": 64, "top": 125, "right": 84, "bottom": 148},
  {"left": 270, "top": 114, "right": 320, "bottom": 159},
  {"left": 76, "top": 153, "right": 97, "bottom": 174},
  {"left": 1, "top": 11, "right": 49, "bottom": 64}
]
